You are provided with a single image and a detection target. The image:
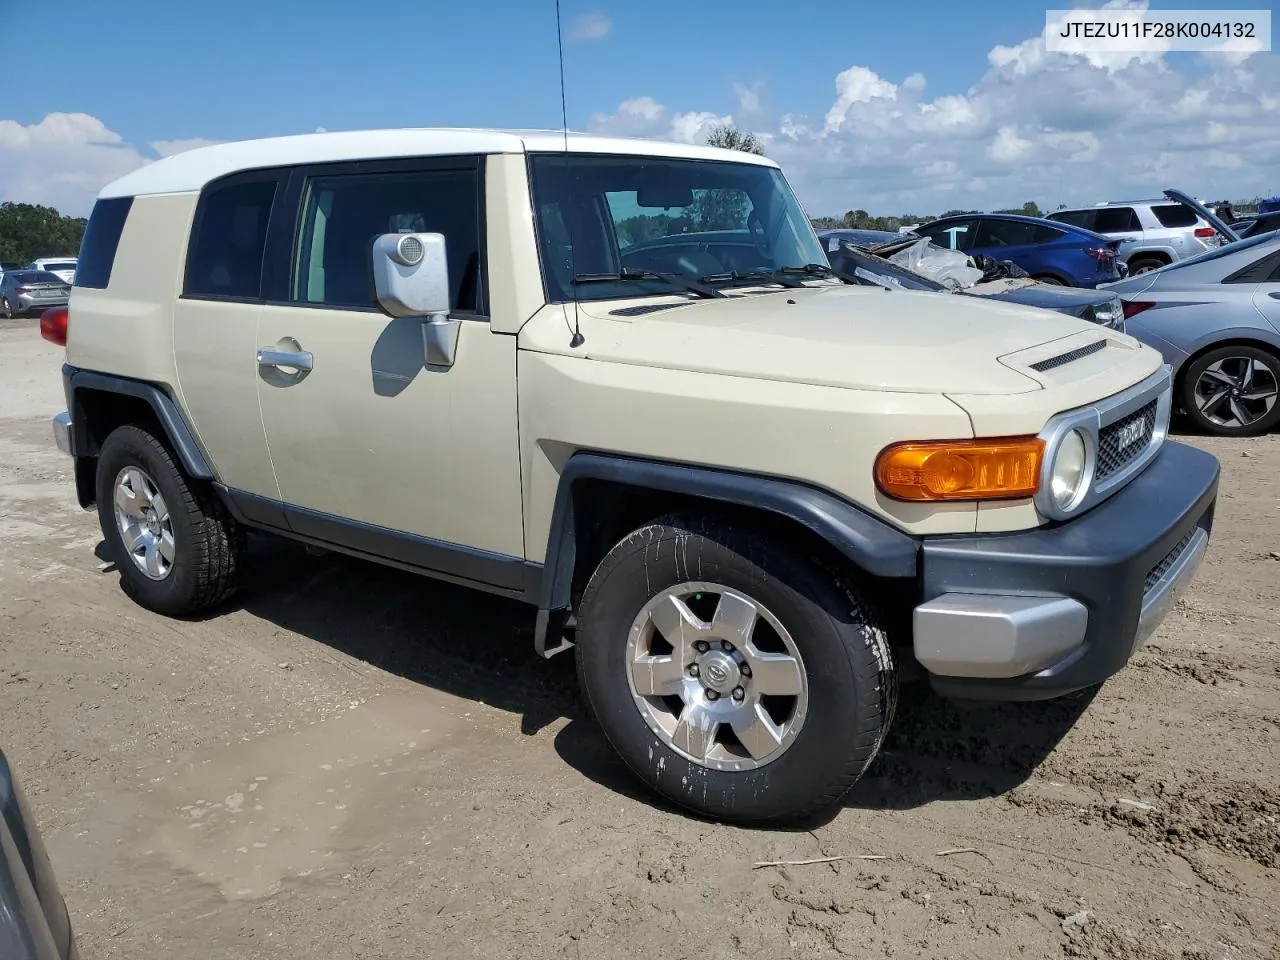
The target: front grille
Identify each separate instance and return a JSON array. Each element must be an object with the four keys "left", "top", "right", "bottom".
[
  {"left": 1030, "top": 339, "right": 1107, "bottom": 372},
  {"left": 1097, "top": 399, "right": 1158, "bottom": 481},
  {"left": 1144, "top": 530, "right": 1194, "bottom": 594}
]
